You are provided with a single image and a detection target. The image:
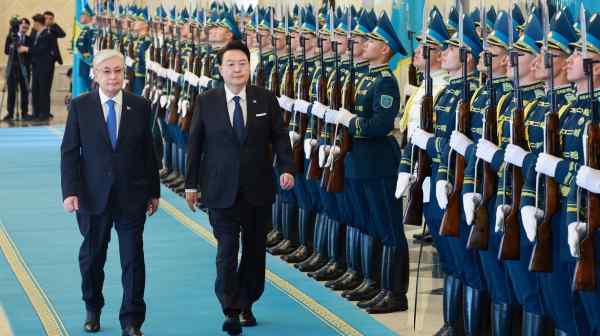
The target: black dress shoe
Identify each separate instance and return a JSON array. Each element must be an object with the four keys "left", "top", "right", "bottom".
[
  {"left": 328, "top": 270, "right": 363, "bottom": 291},
  {"left": 240, "top": 308, "right": 257, "bottom": 327},
  {"left": 84, "top": 311, "right": 100, "bottom": 333},
  {"left": 342, "top": 278, "right": 380, "bottom": 301},
  {"left": 167, "top": 176, "right": 185, "bottom": 189},
  {"left": 222, "top": 316, "right": 242, "bottom": 335},
  {"left": 309, "top": 261, "right": 346, "bottom": 281},
  {"left": 325, "top": 270, "right": 352, "bottom": 288},
  {"left": 162, "top": 172, "right": 179, "bottom": 184},
  {"left": 265, "top": 230, "right": 283, "bottom": 247},
  {"left": 122, "top": 326, "right": 143, "bottom": 336},
  {"left": 357, "top": 289, "right": 387, "bottom": 309},
  {"left": 281, "top": 245, "right": 312, "bottom": 263},
  {"left": 365, "top": 291, "right": 408, "bottom": 314},
  {"left": 294, "top": 251, "right": 318, "bottom": 269},
  {"left": 268, "top": 239, "right": 297, "bottom": 256},
  {"left": 296, "top": 253, "right": 328, "bottom": 272},
  {"left": 2, "top": 115, "right": 13, "bottom": 122},
  {"left": 159, "top": 168, "right": 171, "bottom": 179}
]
